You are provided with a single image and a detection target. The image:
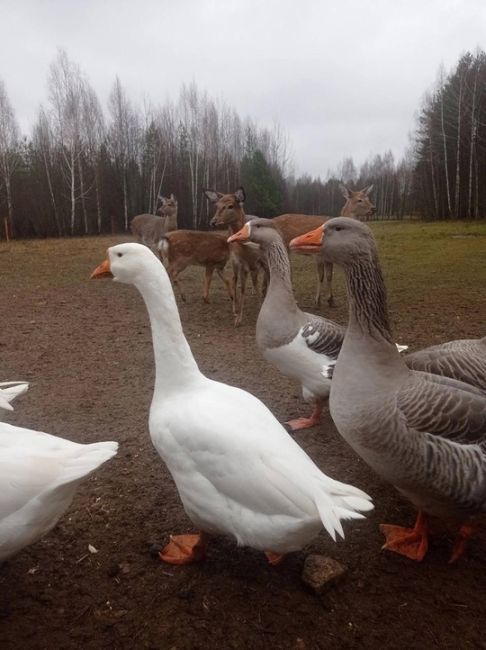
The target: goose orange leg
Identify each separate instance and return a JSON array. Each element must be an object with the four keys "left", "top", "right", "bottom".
[
  {"left": 449, "top": 522, "right": 475, "bottom": 564},
  {"left": 285, "top": 402, "right": 324, "bottom": 431},
  {"left": 380, "top": 510, "right": 429, "bottom": 561},
  {"left": 159, "top": 532, "right": 207, "bottom": 565}
]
